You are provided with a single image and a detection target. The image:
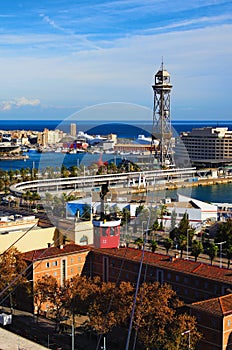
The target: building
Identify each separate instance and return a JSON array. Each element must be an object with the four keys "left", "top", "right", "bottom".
[
  {"left": 23, "top": 243, "right": 90, "bottom": 286},
  {"left": 70, "top": 123, "right": 77, "bottom": 137},
  {"left": 83, "top": 247, "right": 232, "bottom": 349},
  {"left": 180, "top": 127, "right": 232, "bottom": 165},
  {"left": 0, "top": 224, "right": 60, "bottom": 254},
  {"left": 190, "top": 294, "right": 232, "bottom": 350},
  {"left": 162, "top": 194, "right": 218, "bottom": 229},
  {"left": 85, "top": 247, "right": 232, "bottom": 303}
]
